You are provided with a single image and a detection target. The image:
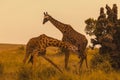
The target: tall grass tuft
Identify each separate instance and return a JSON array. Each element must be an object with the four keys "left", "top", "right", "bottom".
[
  {"left": 36, "top": 67, "right": 58, "bottom": 80},
  {"left": 90, "top": 54, "right": 113, "bottom": 72},
  {"left": 17, "top": 66, "right": 32, "bottom": 80},
  {"left": 0, "top": 62, "right": 4, "bottom": 76},
  {"left": 18, "top": 45, "right": 25, "bottom": 51},
  {"left": 17, "top": 45, "right": 25, "bottom": 54}
]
